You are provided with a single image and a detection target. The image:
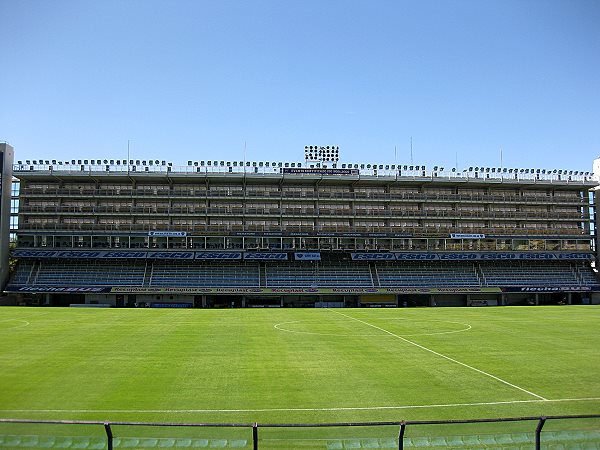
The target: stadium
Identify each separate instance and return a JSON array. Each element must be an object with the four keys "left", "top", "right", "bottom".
[
  {"left": 1, "top": 144, "right": 599, "bottom": 308},
  {"left": 1, "top": 143, "right": 600, "bottom": 448}
]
